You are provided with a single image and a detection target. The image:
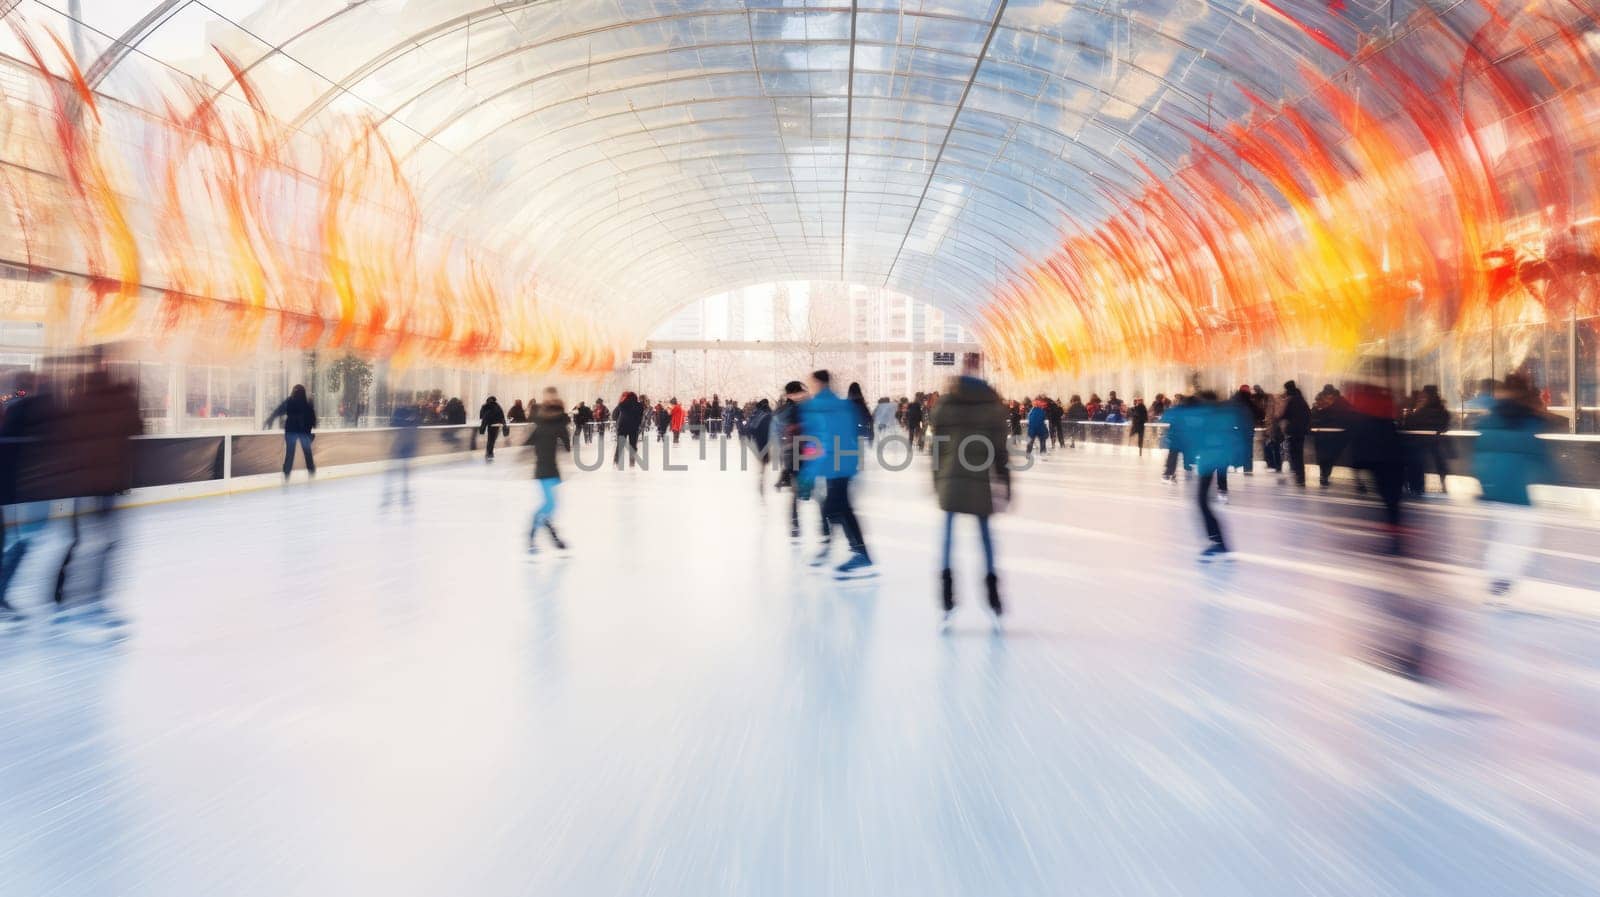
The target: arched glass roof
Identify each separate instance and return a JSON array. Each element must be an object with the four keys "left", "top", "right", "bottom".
[{"left": 3, "top": 0, "right": 1593, "bottom": 361}]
